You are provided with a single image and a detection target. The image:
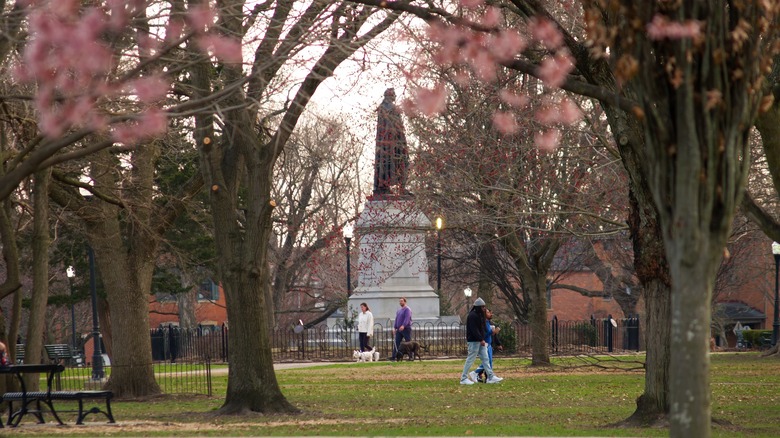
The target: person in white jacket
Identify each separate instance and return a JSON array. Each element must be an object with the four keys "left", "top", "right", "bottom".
[{"left": 357, "top": 303, "right": 374, "bottom": 352}]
